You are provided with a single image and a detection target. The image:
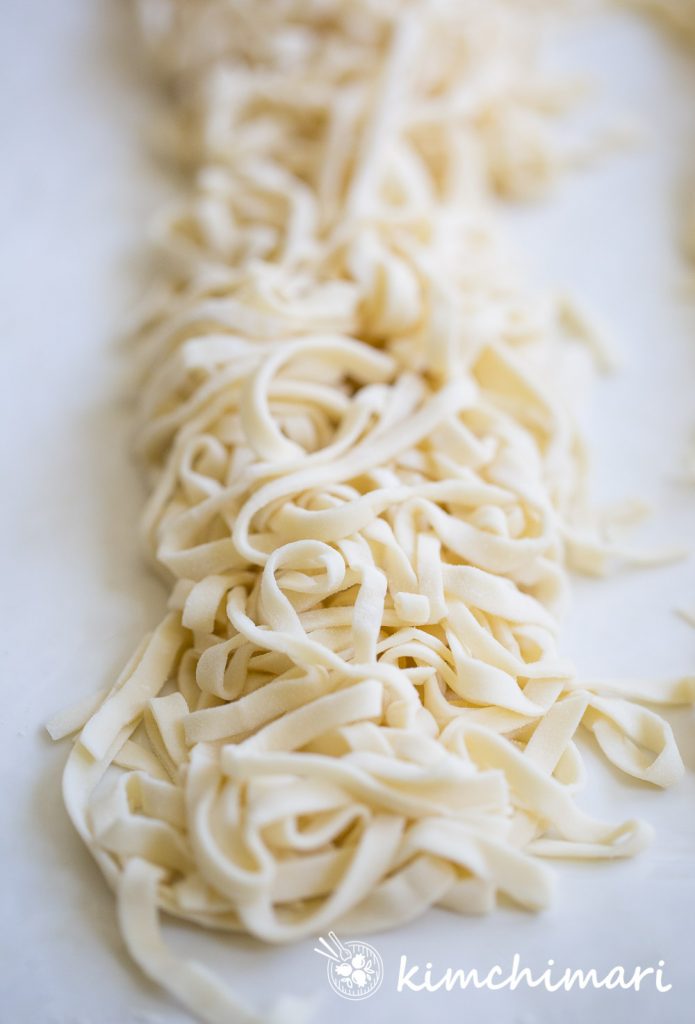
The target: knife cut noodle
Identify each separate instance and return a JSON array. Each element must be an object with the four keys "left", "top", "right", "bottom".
[{"left": 49, "top": 2, "right": 694, "bottom": 1021}]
